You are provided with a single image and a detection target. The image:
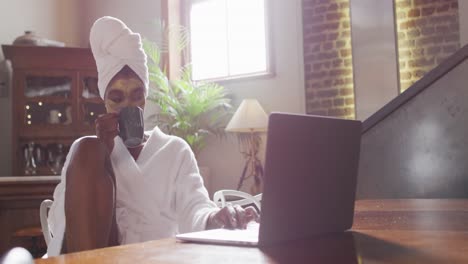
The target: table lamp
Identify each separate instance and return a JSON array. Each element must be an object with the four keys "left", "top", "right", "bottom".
[{"left": 225, "top": 99, "right": 268, "bottom": 194}]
